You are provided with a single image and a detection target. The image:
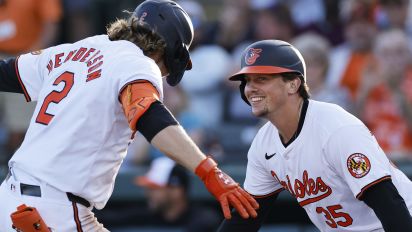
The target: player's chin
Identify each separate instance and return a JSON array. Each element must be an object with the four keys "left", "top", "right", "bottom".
[{"left": 251, "top": 107, "right": 268, "bottom": 117}]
